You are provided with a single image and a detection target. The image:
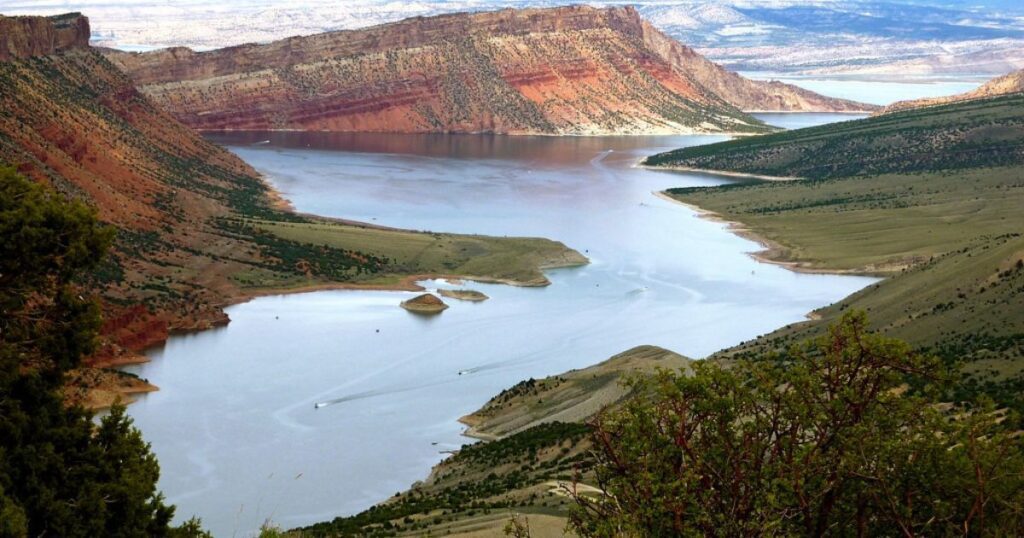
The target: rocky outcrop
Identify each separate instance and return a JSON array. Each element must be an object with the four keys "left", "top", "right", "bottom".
[
  {"left": 0, "top": 13, "right": 90, "bottom": 61},
  {"left": 105, "top": 6, "right": 874, "bottom": 136},
  {"left": 881, "top": 69, "right": 1024, "bottom": 114},
  {"left": 63, "top": 367, "right": 159, "bottom": 410},
  {"left": 400, "top": 293, "right": 449, "bottom": 314},
  {"left": 437, "top": 289, "right": 489, "bottom": 302}
]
